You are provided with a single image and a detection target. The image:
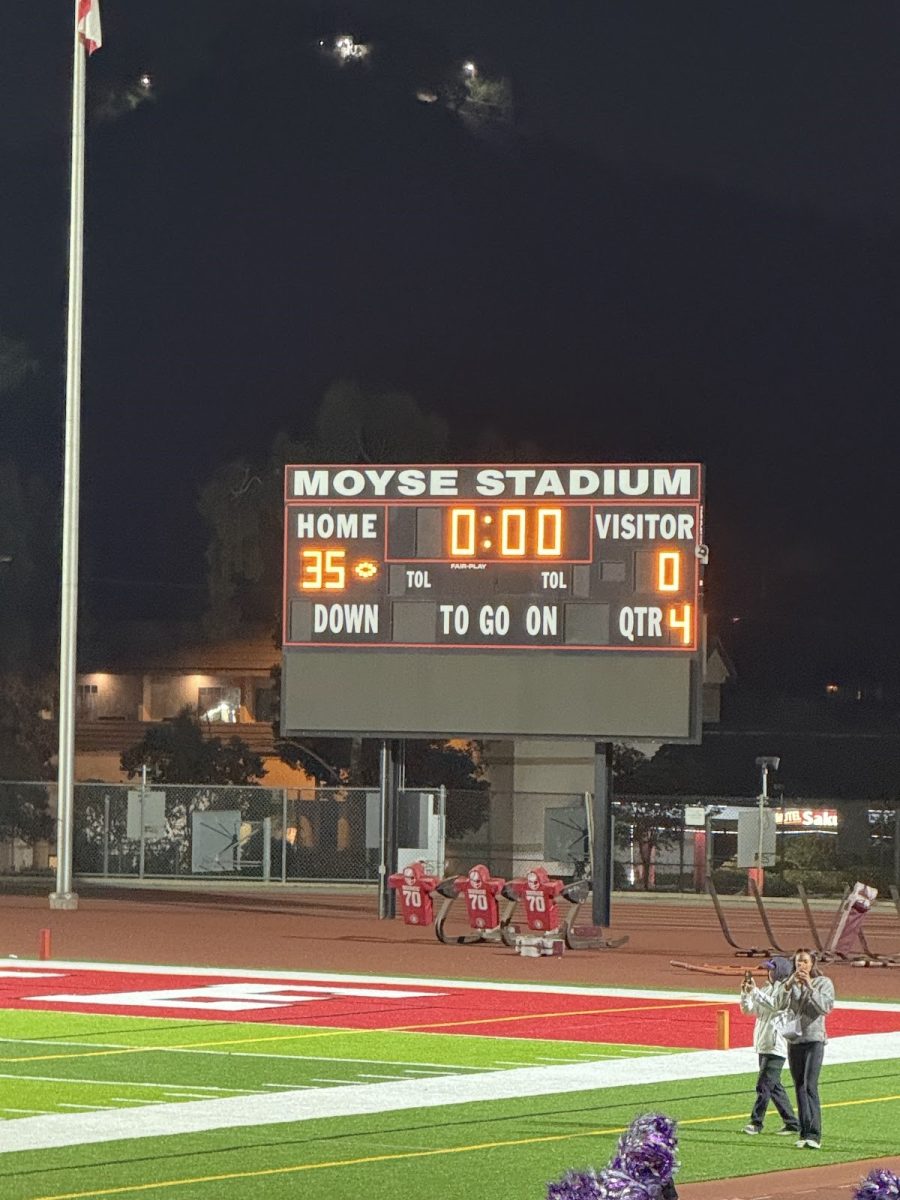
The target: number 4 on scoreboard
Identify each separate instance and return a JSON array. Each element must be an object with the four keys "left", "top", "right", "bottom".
[{"left": 667, "top": 603, "right": 693, "bottom": 645}]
